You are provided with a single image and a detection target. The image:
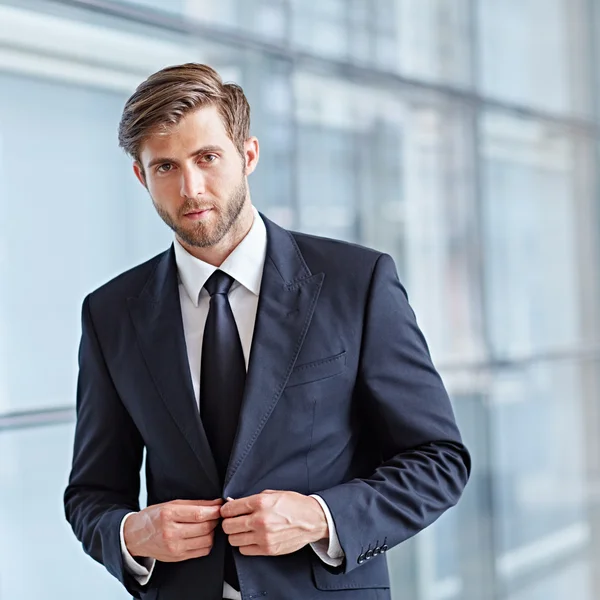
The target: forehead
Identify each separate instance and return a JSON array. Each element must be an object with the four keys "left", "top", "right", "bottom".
[{"left": 139, "top": 105, "right": 232, "bottom": 161}]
